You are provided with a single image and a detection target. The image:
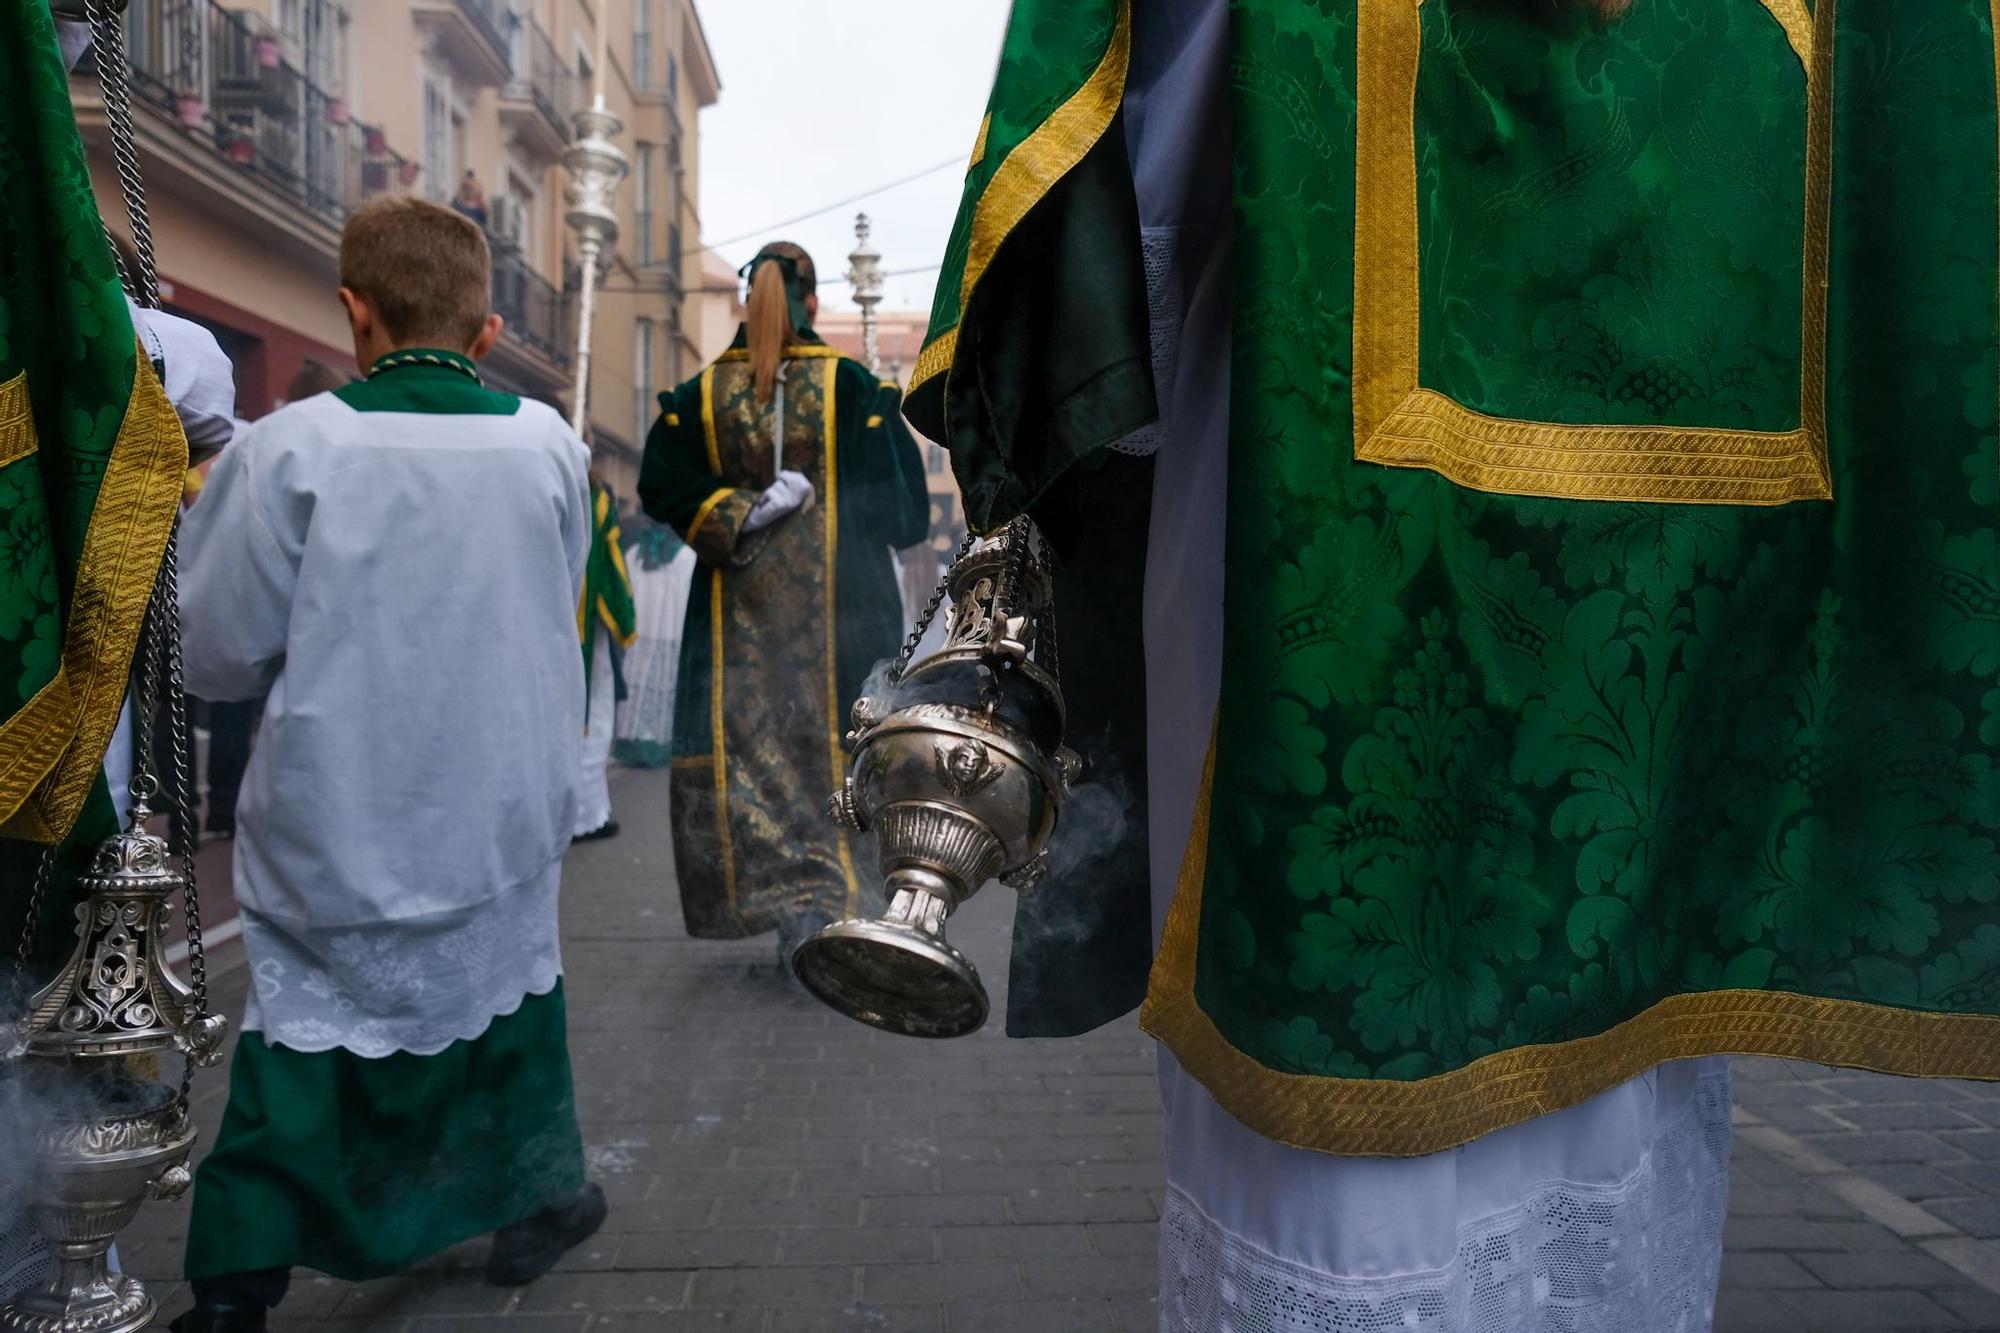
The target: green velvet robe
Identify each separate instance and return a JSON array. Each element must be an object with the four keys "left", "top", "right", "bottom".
[
  {"left": 640, "top": 335, "right": 929, "bottom": 939},
  {"left": 911, "top": 0, "right": 2000, "bottom": 1156}
]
